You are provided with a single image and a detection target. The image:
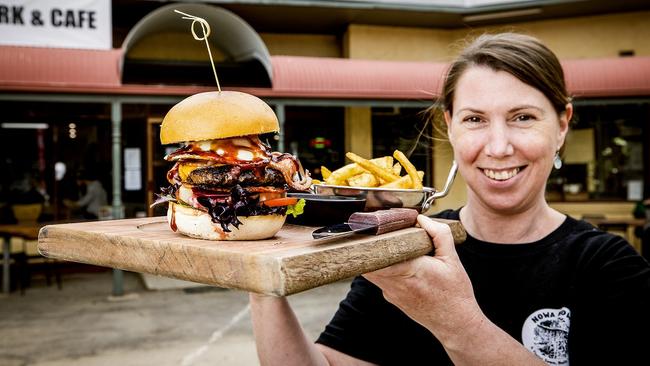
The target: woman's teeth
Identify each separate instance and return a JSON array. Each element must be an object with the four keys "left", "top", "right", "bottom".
[{"left": 483, "top": 168, "right": 520, "bottom": 181}]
